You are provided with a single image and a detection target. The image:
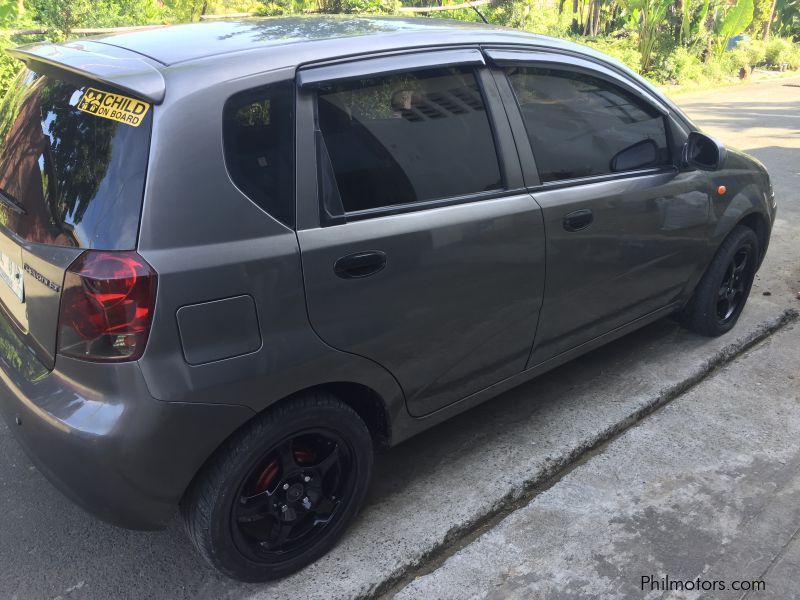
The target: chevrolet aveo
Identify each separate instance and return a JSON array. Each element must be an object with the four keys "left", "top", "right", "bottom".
[{"left": 0, "top": 16, "right": 775, "bottom": 581}]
